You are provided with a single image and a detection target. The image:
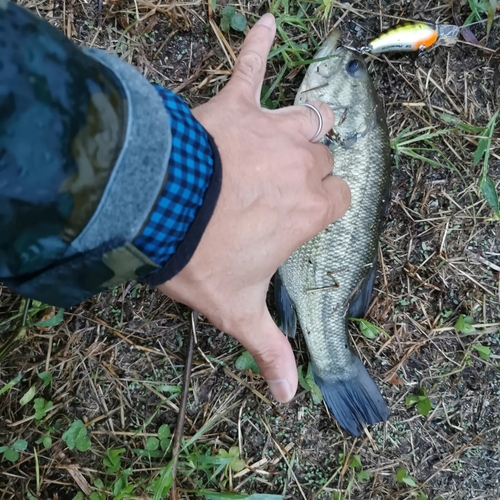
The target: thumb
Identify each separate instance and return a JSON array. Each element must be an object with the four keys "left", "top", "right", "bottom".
[
  {"left": 228, "top": 13, "right": 276, "bottom": 103},
  {"left": 235, "top": 309, "right": 298, "bottom": 403}
]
